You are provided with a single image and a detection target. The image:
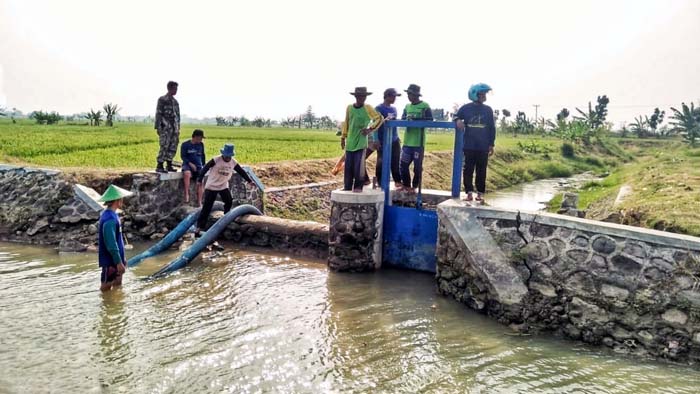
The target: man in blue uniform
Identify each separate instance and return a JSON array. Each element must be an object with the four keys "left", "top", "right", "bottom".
[
  {"left": 455, "top": 83, "right": 495, "bottom": 203},
  {"left": 97, "top": 184, "right": 133, "bottom": 292}
]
